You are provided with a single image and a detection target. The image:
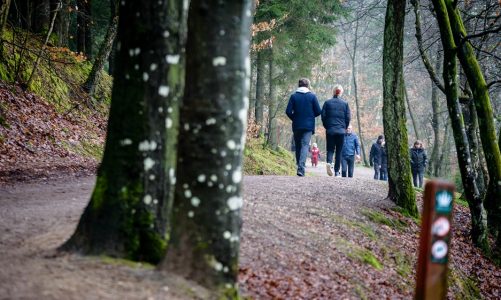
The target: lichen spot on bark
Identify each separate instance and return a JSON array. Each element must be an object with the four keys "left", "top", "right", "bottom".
[
  {"left": 134, "top": 64, "right": 139, "bottom": 70},
  {"left": 142, "top": 72, "right": 149, "bottom": 82},
  {"left": 184, "top": 189, "right": 192, "bottom": 198},
  {"left": 221, "top": 150, "right": 227, "bottom": 157},
  {"left": 158, "top": 86, "right": 170, "bottom": 97},
  {"left": 143, "top": 194, "right": 152, "bottom": 205},
  {"left": 227, "top": 140, "right": 236, "bottom": 150},
  {"left": 134, "top": 48, "right": 141, "bottom": 55},
  {"left": 232, "top": 169, "right": 242, "bottom": 183},
  {"left": 166, "top": 54, "right": 180, "bottom": 64},
  {"left": 227, "top": 196, "right": 243, "bottom": 211},
  {"left": 149, "top": 63, "right": 157, "bottom": 71},
  {"left": 144, "top": 157, "right": 155, "bottom": 171},
  {"left": 149, "top": 174, "right": 155, "bottom": 181},
  {"left": 167, "top": 107, "right": 173, "bottom": 113},
  {"left": 223, "top": 231, "right": 231, "bottom": 239},
  {"left": 187, "top": 211, "right": 194, "bottom": 218},
  {"left": 206, "top": 118, "right": 216, "bottom": 125},
  {"left": 213, "top": 56, "right": 227, "bottom": 67},
  {"left": 210, "top": 175, "right": 218, "bottom": 182},
  {"left": 165, "top": 118, "right": 172, "bottom": 129},
  {"left": 191, "top": 197, "right": 200, "bottom": 207},
  {"left": 219, "top": 29, "right": 225, "bottom": 36},
  {"left": 225, "top": 164, "right": 232, "bottom": 170},
  {"left": 197, "top": 174, "right": 206, "bottom": 183},
  {"left": 139, "top": 140, "right": 157, "bottom": 151},
  {"left": 120, "top": 139, "right": 132, "bottom": 146}
]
